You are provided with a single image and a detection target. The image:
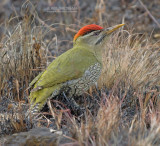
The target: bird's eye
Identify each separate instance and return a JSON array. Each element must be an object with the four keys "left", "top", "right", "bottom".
[{"left": 94, "top": 31, "right": 101, "bottom": 36}]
